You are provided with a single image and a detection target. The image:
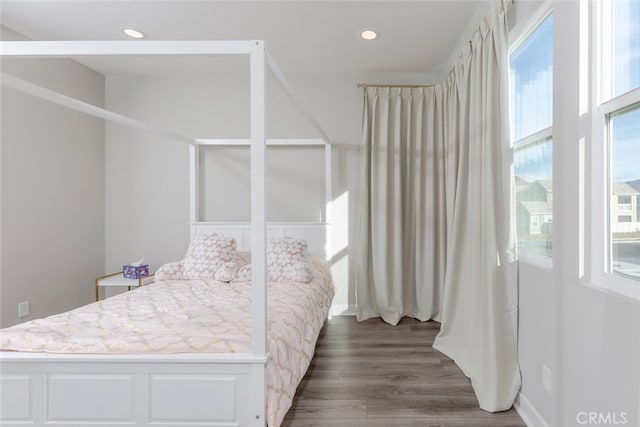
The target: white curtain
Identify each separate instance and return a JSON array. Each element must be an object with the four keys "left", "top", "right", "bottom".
[
  {"left": 356, "top": 2, "right": 520, "bottom": 412},
  {"left": 357, "top": 86, "right": 447, "bottom": 325}
]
